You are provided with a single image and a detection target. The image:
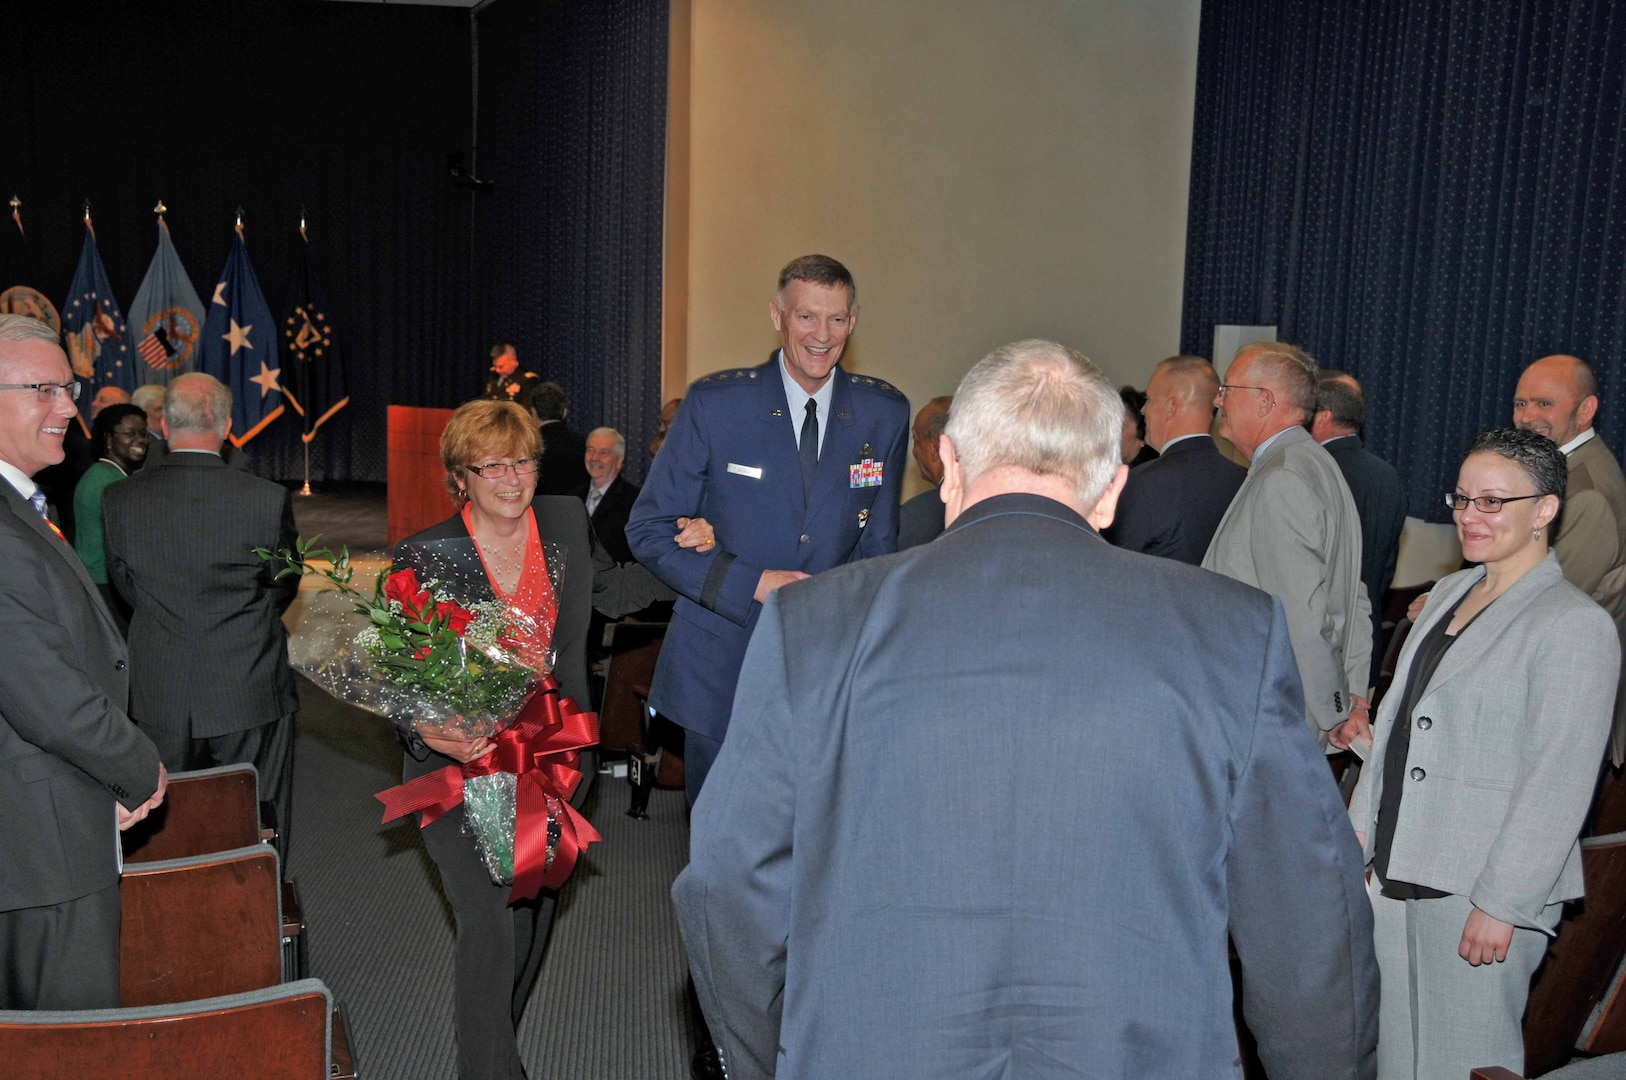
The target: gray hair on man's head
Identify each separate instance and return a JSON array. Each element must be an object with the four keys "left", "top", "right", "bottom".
[
  {"left": 589, "top": 426, "right": 626, "bottom": 458},
  {"left": 1241, "top": 342, "right": 1319, "bottom": 417},
  {"left": 131, "top": 383, "right": 167, "bottom": 413},
  {"left": 0, "top": 314, "right": 61, "bottom": 345},
  {"left": 164, "top": 372, "right": 232, "bottom": 435},
  {"left": 0, "top": 315, "right": 64, "bottom": 378},
  {"left": 944, "top": 339, "right": 1122, "bottom": 508}
]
